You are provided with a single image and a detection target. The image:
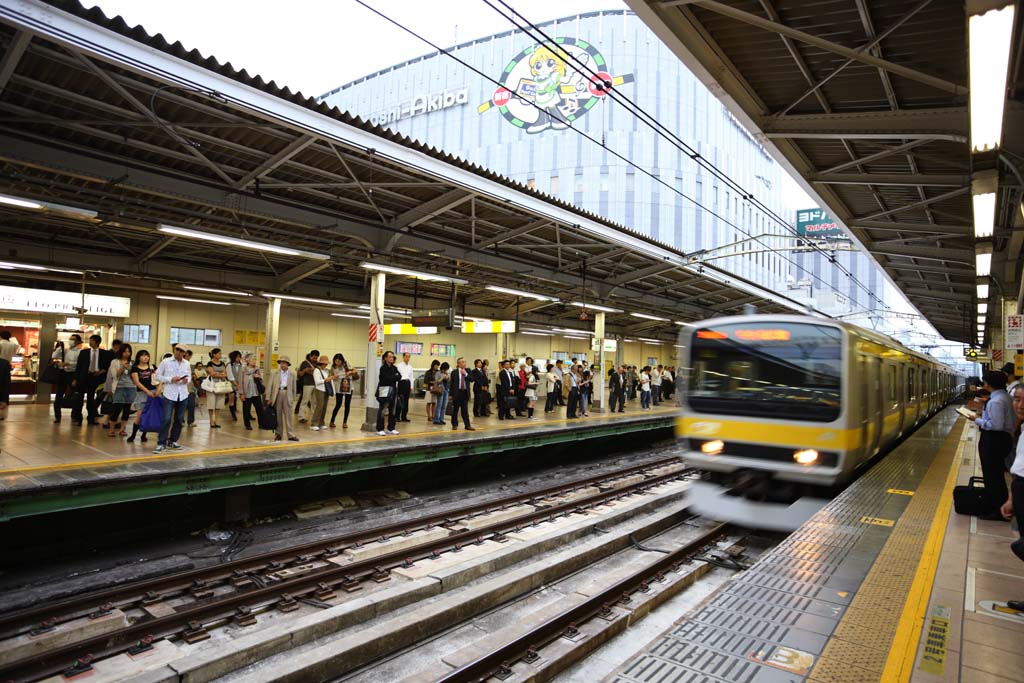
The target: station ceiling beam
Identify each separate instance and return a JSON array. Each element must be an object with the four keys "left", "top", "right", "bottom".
[
  {"left": 474, "top": 218, "right": 550, "bottom": 250},
  {"left": 233, "top": 135, "right": 316, "bottom": 190},
  {"left": 664, "top": 0, "right": 967, "bottom": 95},
  {"left": 0, "top": 29, "right": 29, "bottom": 94},
  {"left": 275, "top": 258, "right": 333, "bottom": 289},
  {"left": 818, "top": 140, "right": 934, "bottom": 175},
  {"left": 809, "top": 173, "right": 969, "bottom": 187},
  {"left": 848, "top": 220, "right": 972, "bottom": 236}
]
